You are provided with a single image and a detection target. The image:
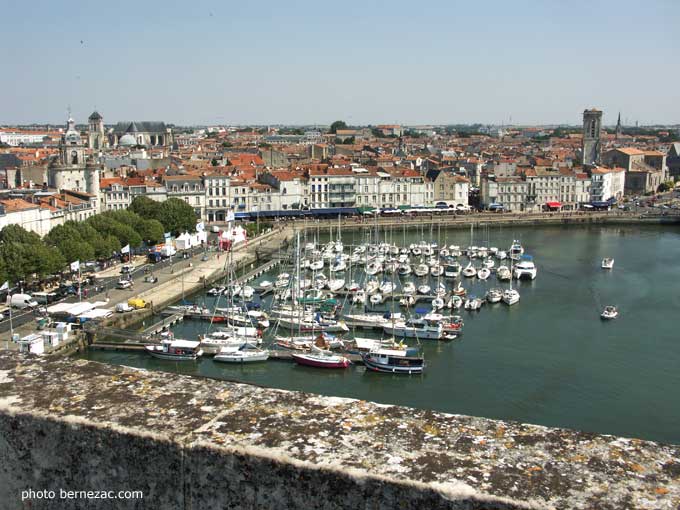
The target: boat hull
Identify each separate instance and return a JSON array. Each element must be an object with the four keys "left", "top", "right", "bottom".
[
  {"left": 362, "top": 354, "right": 424, "bottom": 374},
  {"left": 291, "top": 353, "right": 350, "bottom": 369}
]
